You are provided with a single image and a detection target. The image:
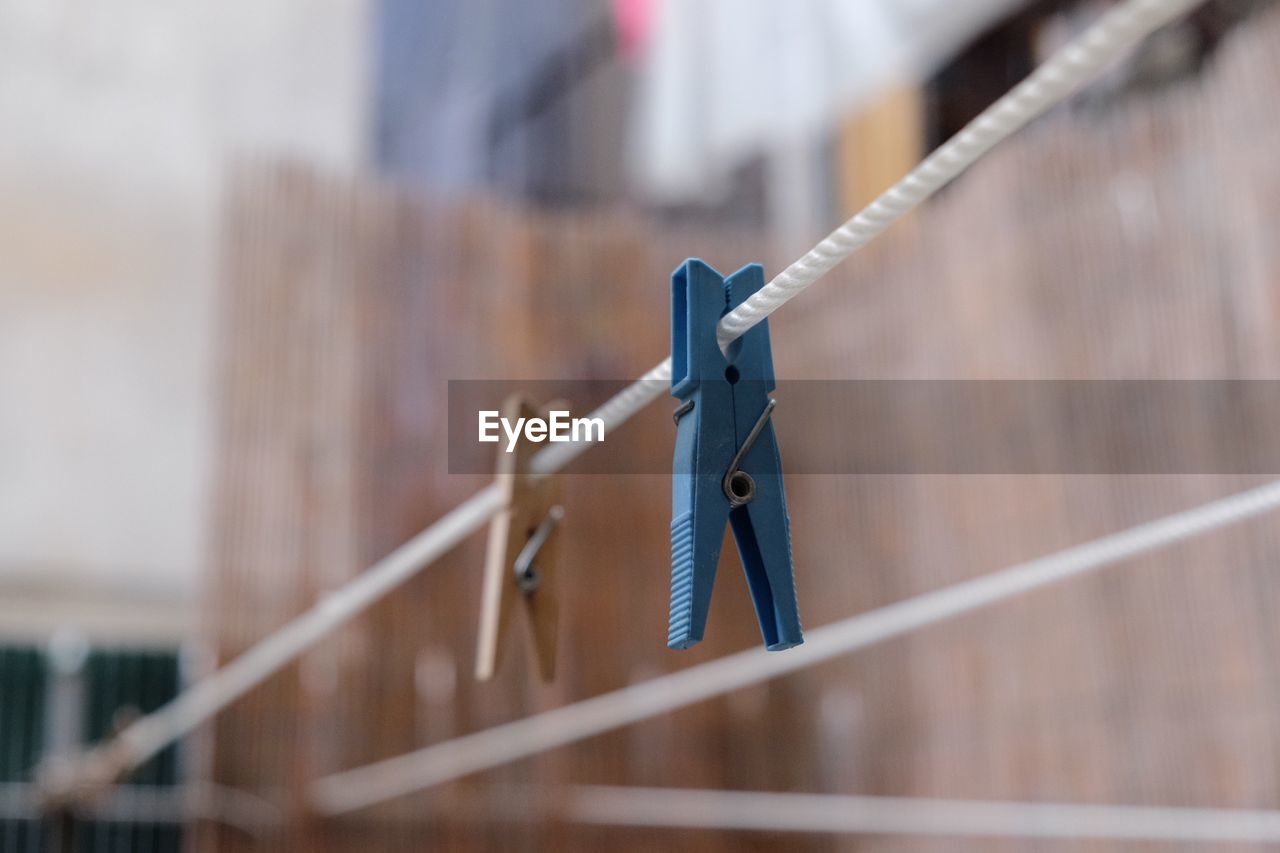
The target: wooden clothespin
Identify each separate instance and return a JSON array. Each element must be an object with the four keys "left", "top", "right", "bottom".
[{"left": 475, "top": 394, "right": 564, "bottom": 681}]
